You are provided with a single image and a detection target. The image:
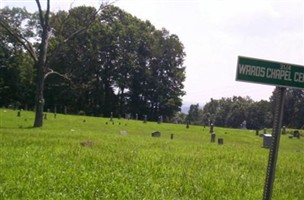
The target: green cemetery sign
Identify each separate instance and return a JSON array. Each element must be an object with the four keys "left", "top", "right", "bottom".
[{"left": 236, "top": 56, "right": 304, "bottom": 89}]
